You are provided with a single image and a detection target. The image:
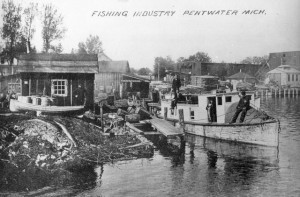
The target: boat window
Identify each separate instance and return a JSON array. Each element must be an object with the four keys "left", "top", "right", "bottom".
[
  {"left": 225, "top": 96, "right": 232, "bottom": 103},
  {"left": 217, "top": 97, "right": 222, "bottom": 105},
  {"left": 51, "top": 79, "right": 68, "bottom": 97},
  {"left": 190, "top": 109, "right": 195, "bottom": 120}
]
